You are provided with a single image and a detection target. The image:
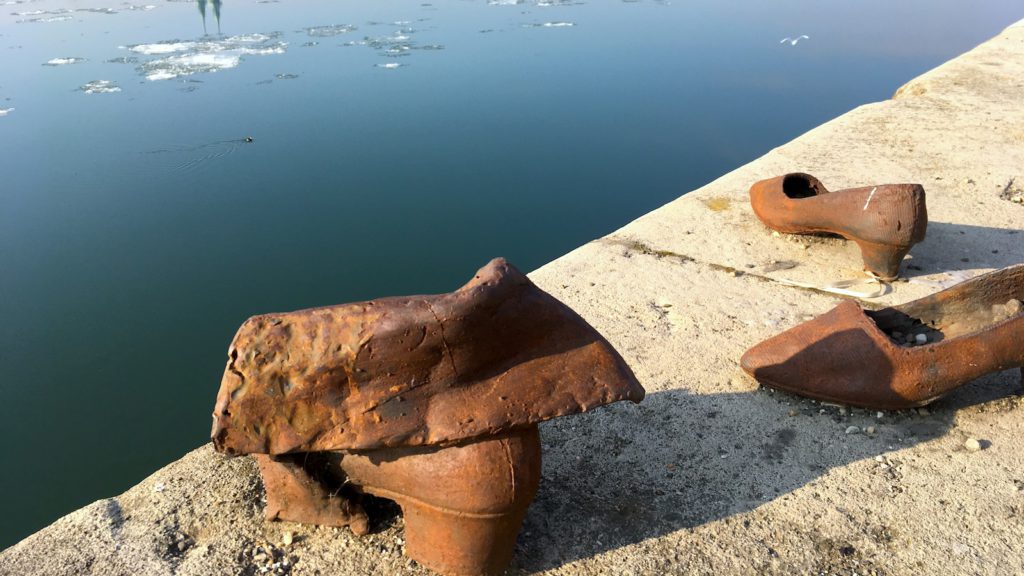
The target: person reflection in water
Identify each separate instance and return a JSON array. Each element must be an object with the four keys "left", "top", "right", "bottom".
[{"left": 197, "top": 0, "right": 222, "bottom": 36}]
